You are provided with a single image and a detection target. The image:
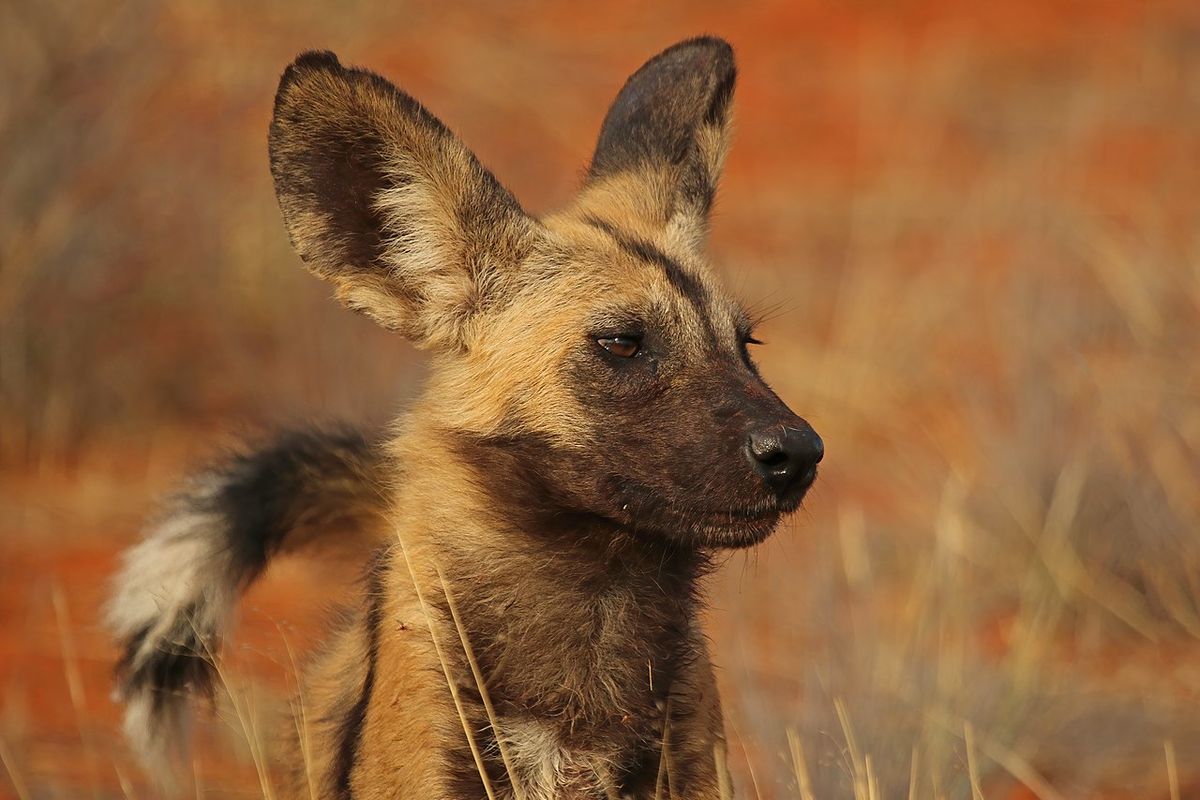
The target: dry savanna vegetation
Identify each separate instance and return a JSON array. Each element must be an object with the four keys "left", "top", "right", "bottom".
[{"left": 2, "top": 1, "right": 1198, "bottom": 797}]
